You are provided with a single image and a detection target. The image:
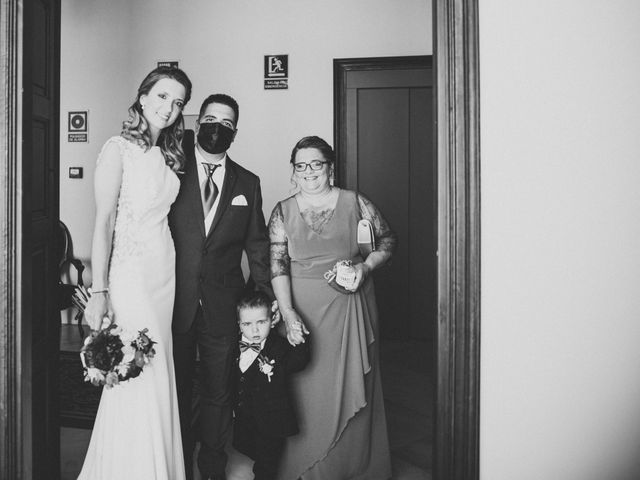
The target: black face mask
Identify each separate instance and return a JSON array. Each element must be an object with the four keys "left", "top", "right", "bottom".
[{"left": 197, "top": 122, "right": 235, "bottom": 154}]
